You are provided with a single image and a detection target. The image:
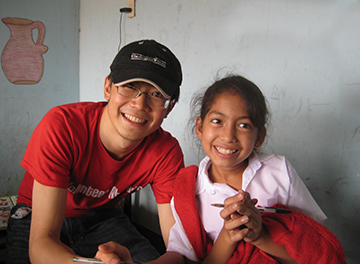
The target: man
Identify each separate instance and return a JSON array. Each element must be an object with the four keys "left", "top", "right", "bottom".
[{"left": 6, "top": 39, "right": 184, "bottom": 264}]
